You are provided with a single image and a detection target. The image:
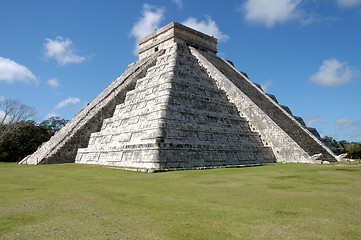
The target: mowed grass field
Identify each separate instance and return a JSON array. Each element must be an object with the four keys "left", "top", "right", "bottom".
[{"left": 0, "top": 162, "right": 360, "bottom": 240}]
